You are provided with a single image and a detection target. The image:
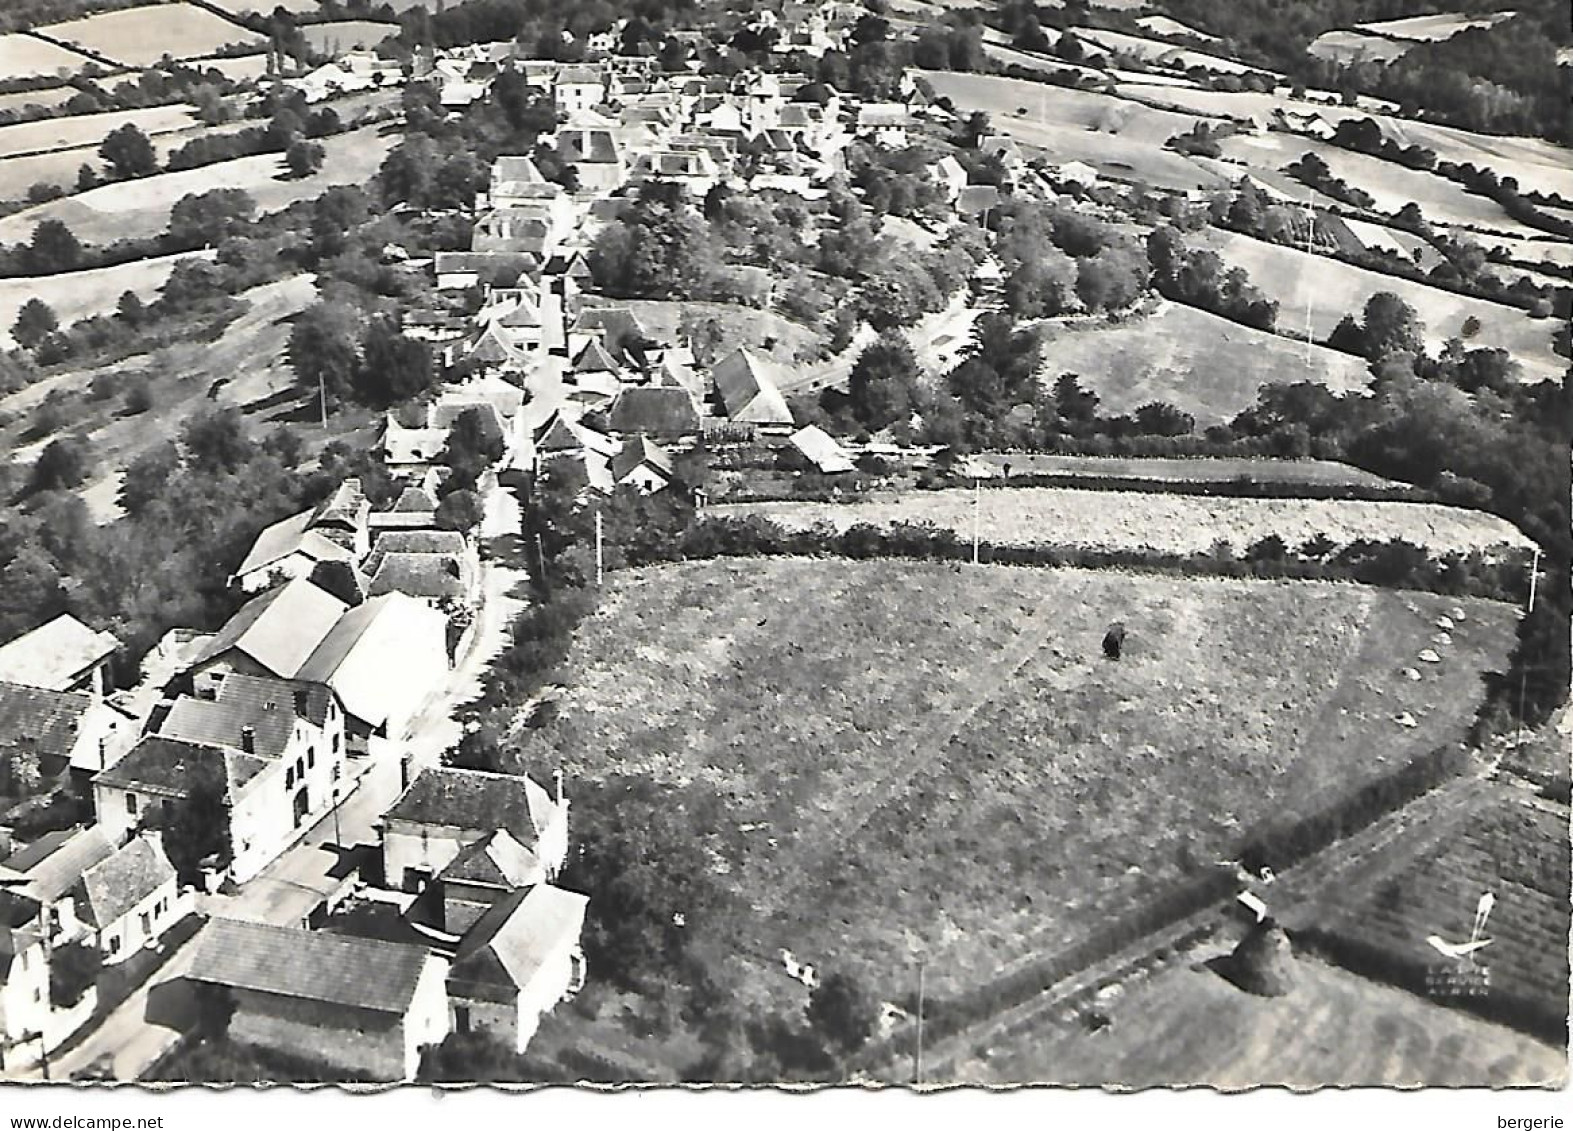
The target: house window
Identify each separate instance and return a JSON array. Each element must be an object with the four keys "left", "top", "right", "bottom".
[
  {"left": 307, "top": 746, "right": 315, "bottom": 769},
  {"left": 139, "top": 911, "right": 151, "bottom": 935},
  {"left": 285, "top": 766, "right": 294, "bottom": 789},
  {"left": 106, "top": 933, "right": 119, "bottom": 955},
  {"left": 125, "top": 793, "right": 137, "bottom": 815},
  {"left": 455, "top": 1005, "right": 471, "bottom": 1033}
]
